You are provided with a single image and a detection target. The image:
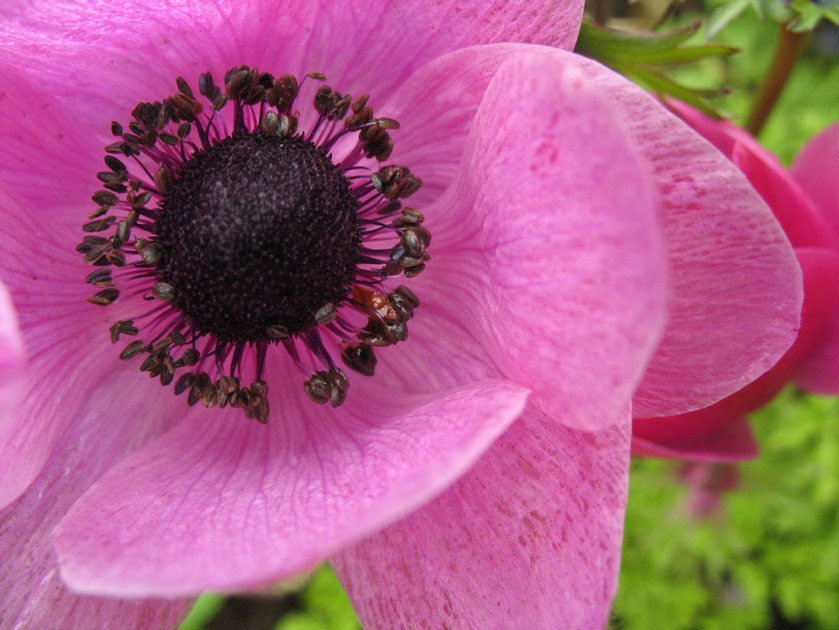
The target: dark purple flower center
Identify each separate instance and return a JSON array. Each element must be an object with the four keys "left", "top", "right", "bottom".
[
  {"left": 157, "top": 133, "right": 362, "bottom": 342},
  {"left": 77, "top": 66, "right": 430, "bottom": 422}
]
